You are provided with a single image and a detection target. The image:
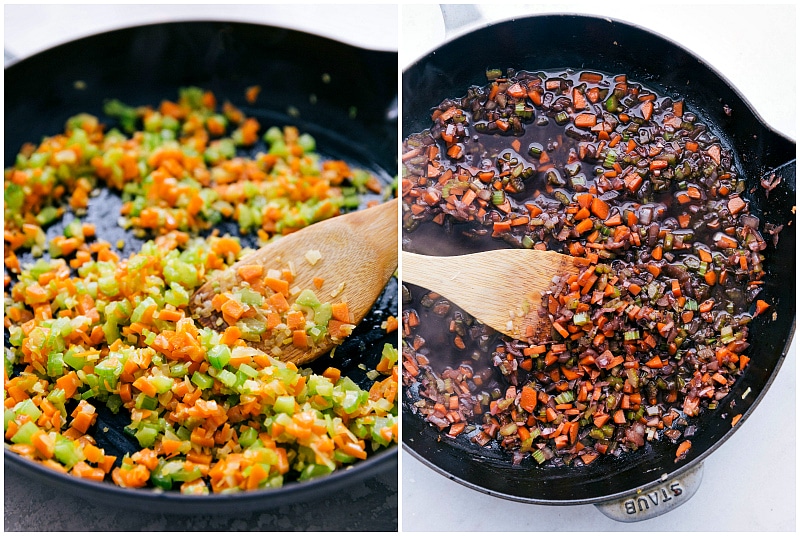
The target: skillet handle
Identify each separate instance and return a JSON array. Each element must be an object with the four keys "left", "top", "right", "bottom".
[
  {"left": 593, "top": 463, "right": 704, "bottom": 522},
  {"left": 439, "top": 4, "right": 484, "bottom": 37}
]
